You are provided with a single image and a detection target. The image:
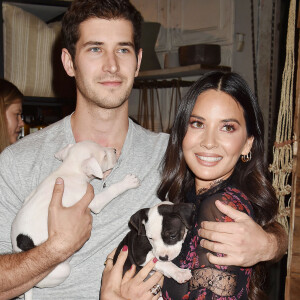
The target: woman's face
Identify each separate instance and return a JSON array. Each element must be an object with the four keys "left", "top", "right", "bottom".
[
  {"left": 5, "top": 99, "right": 24, "bottom": 144},
  {"left": 182, "top": 89, "right": 254, "bottom": 191}
]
